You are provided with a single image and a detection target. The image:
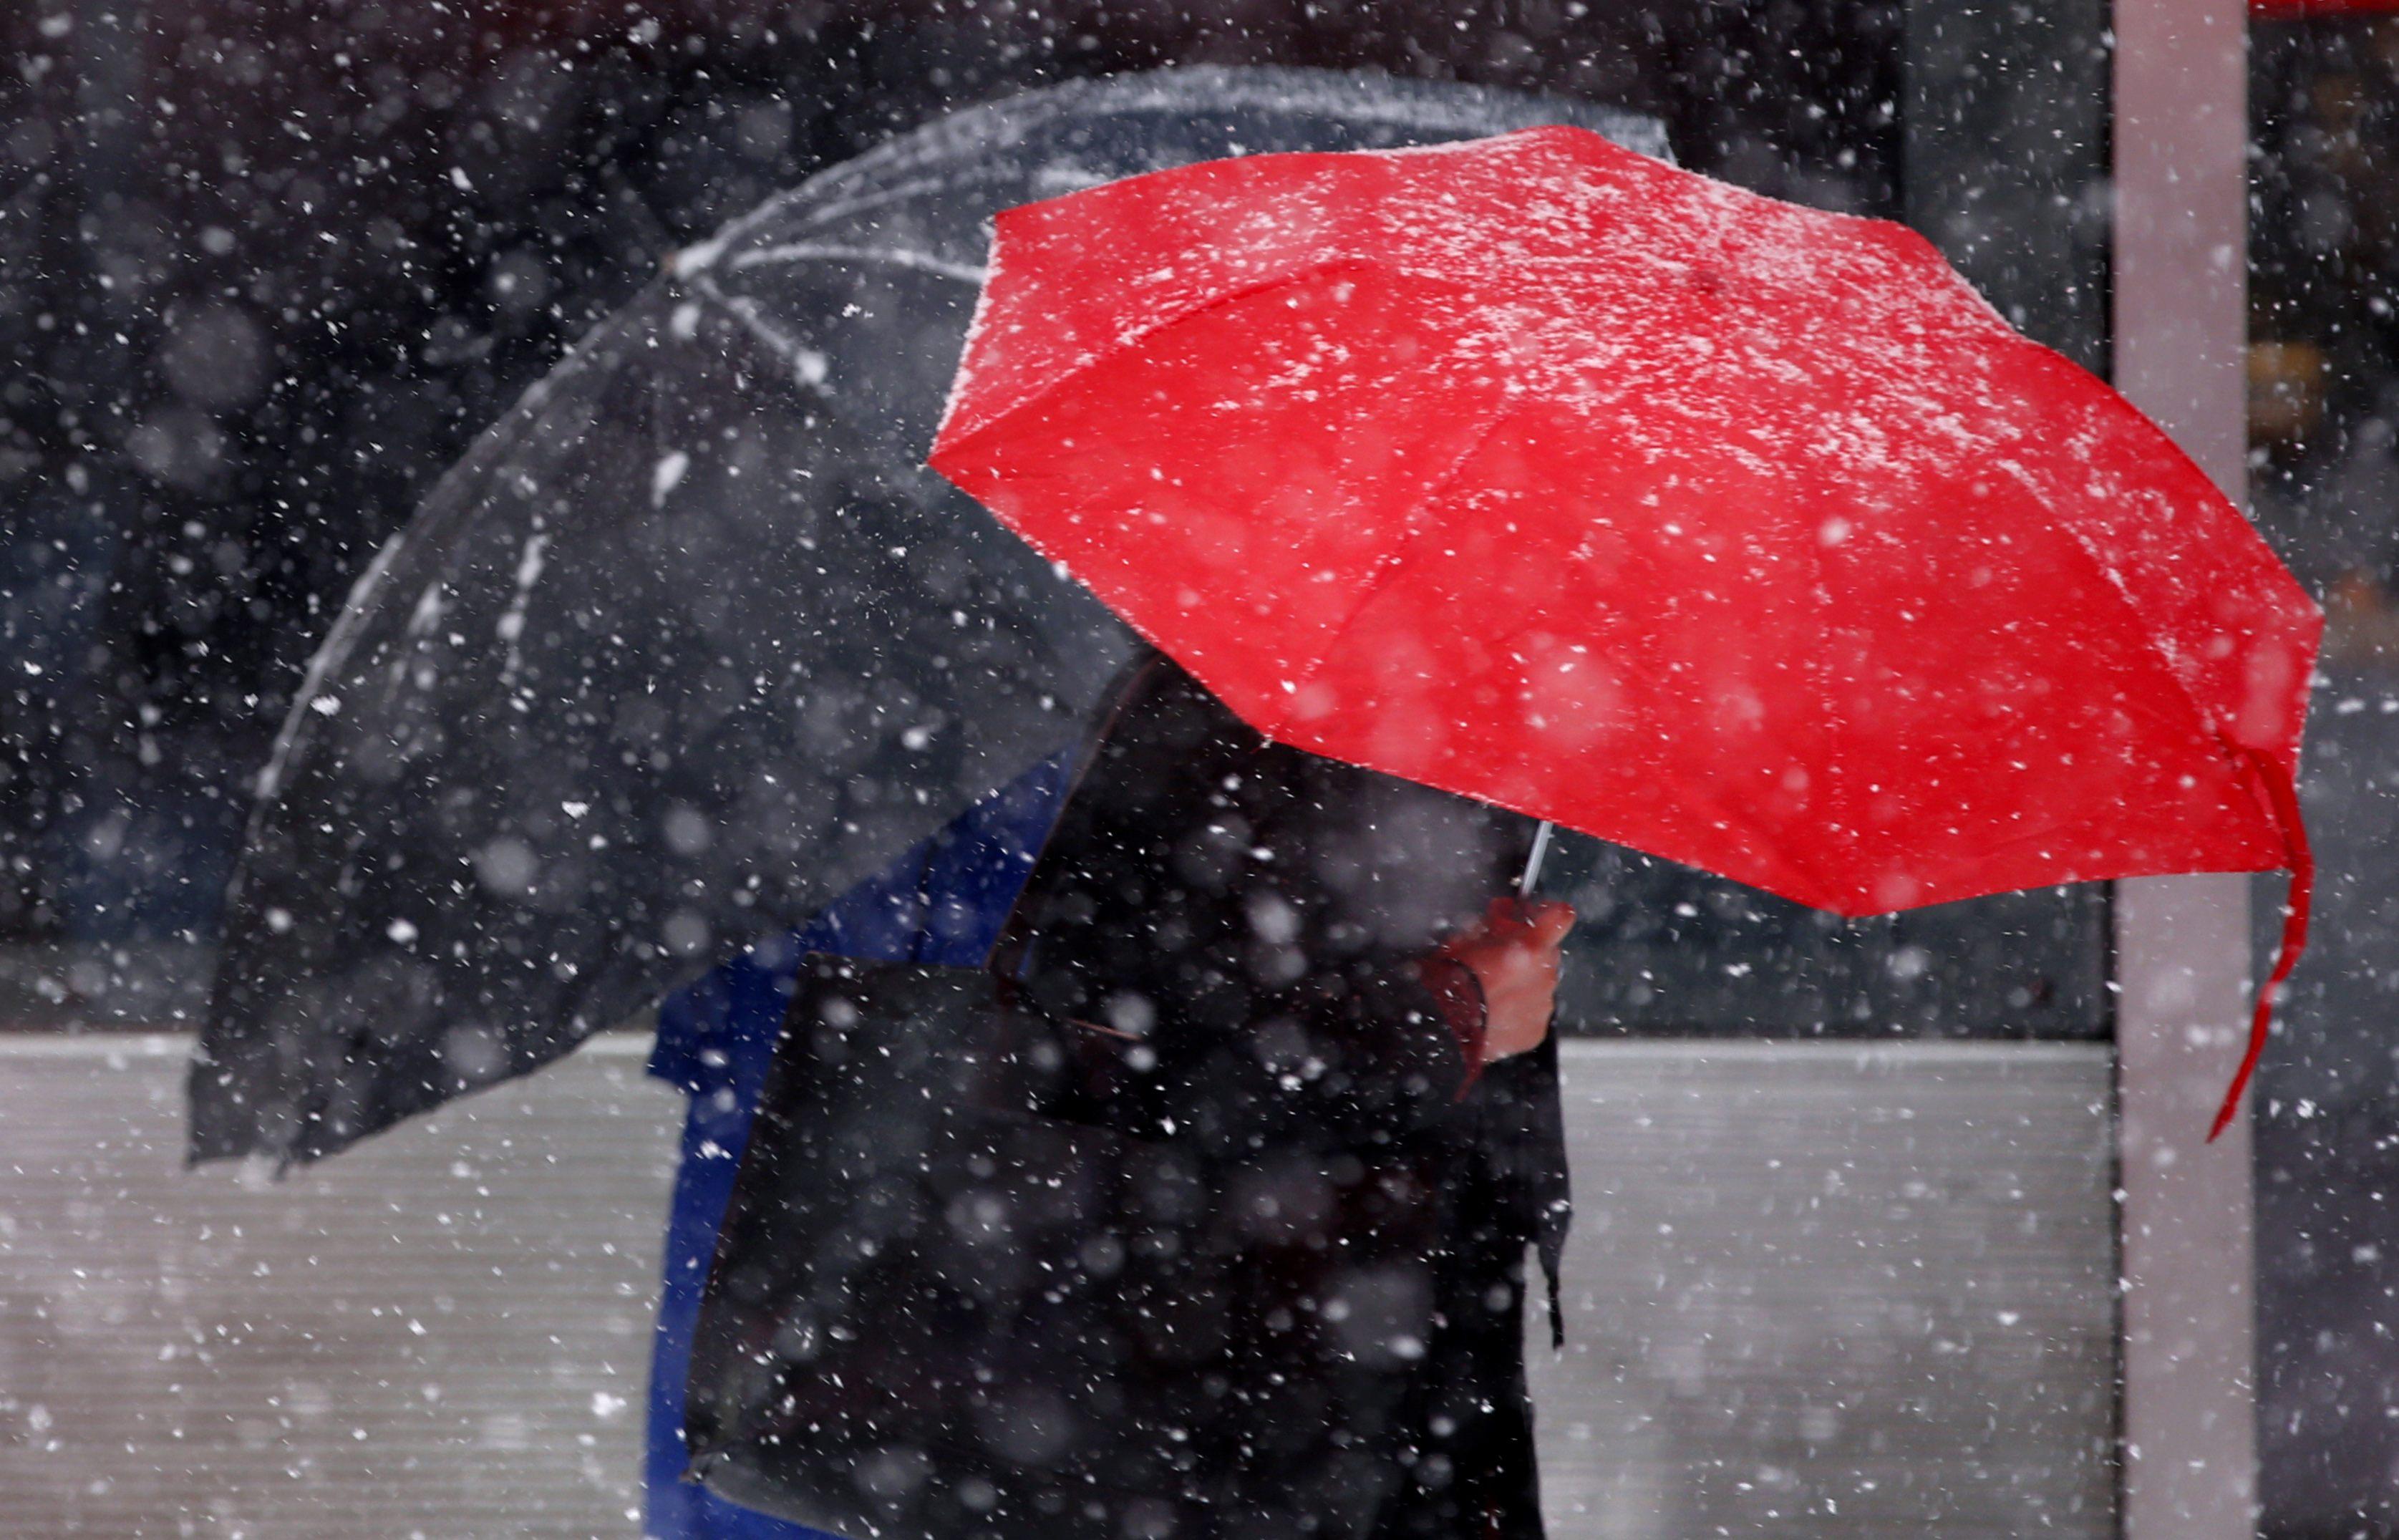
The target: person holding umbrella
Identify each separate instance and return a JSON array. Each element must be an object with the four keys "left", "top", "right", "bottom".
[
  {"left": 685, "top": 646, "right": 1581, "bottom": 1540},
  {"left": 999, "top": 650, "right": 1580, "bottom": 1539}
]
